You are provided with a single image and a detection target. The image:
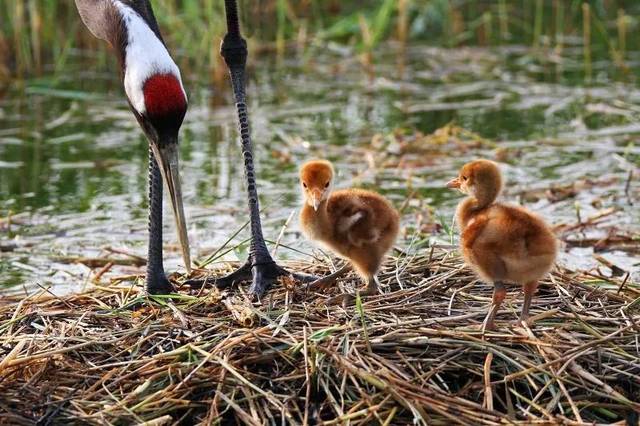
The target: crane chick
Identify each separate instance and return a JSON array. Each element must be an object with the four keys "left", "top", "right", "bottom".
[
  {"left": 299, "top": 160, "right": 399, "bottom": 302},
  {"left": 447, "top": 159, "right": 557, "bottom": 330}
]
